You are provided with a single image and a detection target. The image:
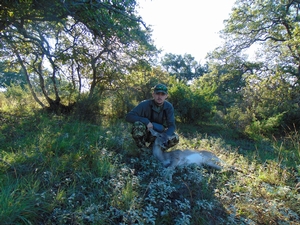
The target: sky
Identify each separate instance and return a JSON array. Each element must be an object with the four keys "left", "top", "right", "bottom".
[{"left": 137, "top": 0, "right": 236, "bottom": 62}]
